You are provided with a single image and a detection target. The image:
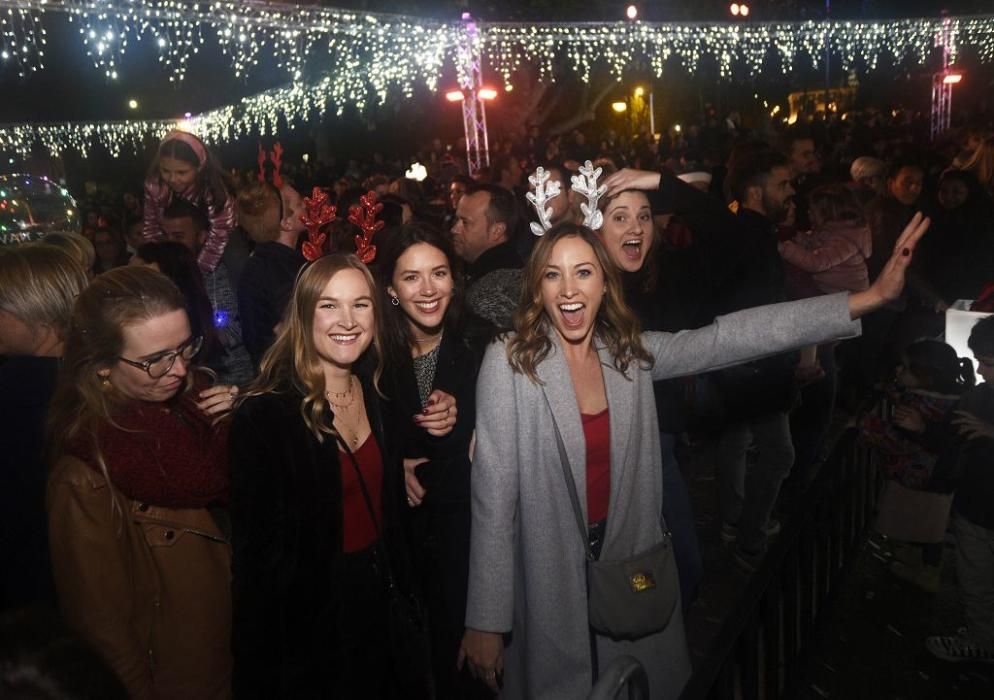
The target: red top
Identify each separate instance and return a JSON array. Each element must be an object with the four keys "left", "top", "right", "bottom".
[
  {"left": 340, "top": 433, "right": 384, "bottom": 553},
  {"left": 582, "top": 409, "right": 611, "bottom": 524}
]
